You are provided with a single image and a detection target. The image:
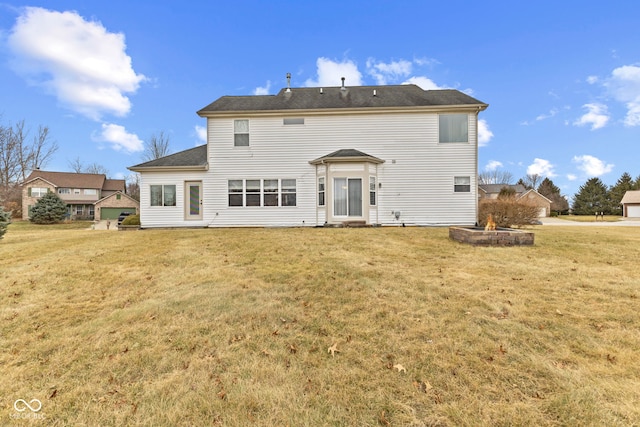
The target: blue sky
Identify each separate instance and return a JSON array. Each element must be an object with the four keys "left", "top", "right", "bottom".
[{"left": 1, "top": 1, "right": 639, "bottom": 198}]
